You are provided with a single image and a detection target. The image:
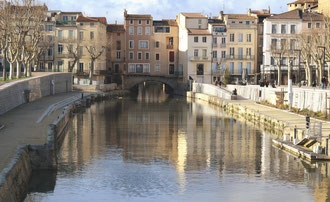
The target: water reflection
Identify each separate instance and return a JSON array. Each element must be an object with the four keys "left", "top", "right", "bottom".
[
  {"left": 25, "top": 97, "right": 330, "bottom": 202},
  {"left": 137, "top": 82, "right": 169, "bottom": 103}
]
